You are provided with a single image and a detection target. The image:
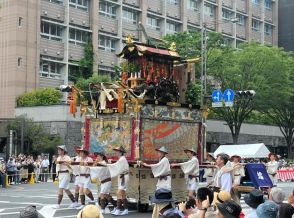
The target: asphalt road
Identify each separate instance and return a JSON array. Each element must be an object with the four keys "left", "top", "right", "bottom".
[{"left": 0, "top": 182, "right": 293, "bottom": 218}]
